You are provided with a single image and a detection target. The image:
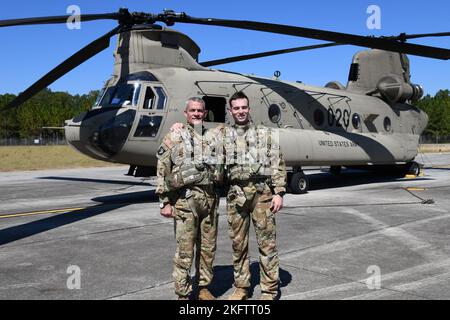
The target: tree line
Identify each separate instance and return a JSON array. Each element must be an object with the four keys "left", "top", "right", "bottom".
[
  {"left": 0, "top": 88, "right": 449, "bottom": 139},
  {"left": 0, "top": 89, "right": 99, "bottom": 138},
  {"left": 415, "top": 90, "right": 450, "bottom": 139}
]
